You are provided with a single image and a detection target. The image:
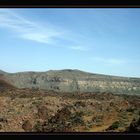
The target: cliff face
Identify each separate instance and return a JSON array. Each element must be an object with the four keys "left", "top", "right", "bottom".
[{"left": 1, "top": 69, "right": 140, "bottom": 95}]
